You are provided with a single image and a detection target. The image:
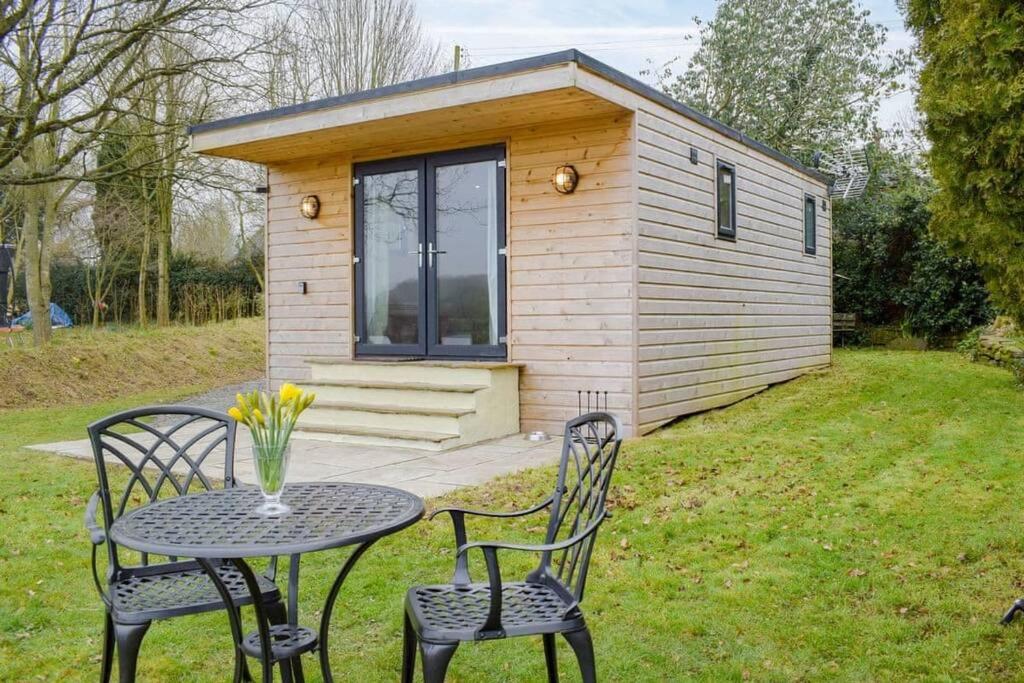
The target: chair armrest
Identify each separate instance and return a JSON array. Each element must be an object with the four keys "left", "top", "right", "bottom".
[
  {"left": 427, "top": 494, "right": 555, "bottom": 522},
  {"left": 85, "top": 491, "right": 111, "bottom": 606},
  {"left": 85, "top": 490, "right": 105, "bottom": 545},
  {"left": 455, "top": 510, "right": 607, "bottom": 559},
  {"left": 452, "top": 511, "right": 608, "bottom": 638},
  {"left": 430, "top": 494, "right": 555, "bottom": 585}
]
